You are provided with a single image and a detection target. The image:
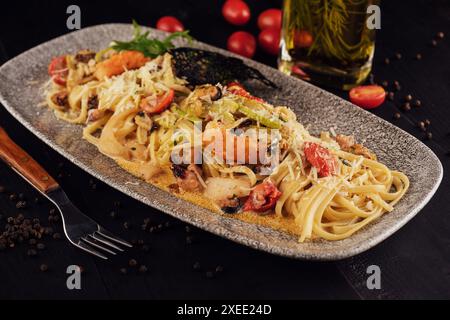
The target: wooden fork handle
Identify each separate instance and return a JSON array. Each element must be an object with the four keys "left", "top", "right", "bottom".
[{"left": 0, "top": 127, "right": 59, "bottom": 193}]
